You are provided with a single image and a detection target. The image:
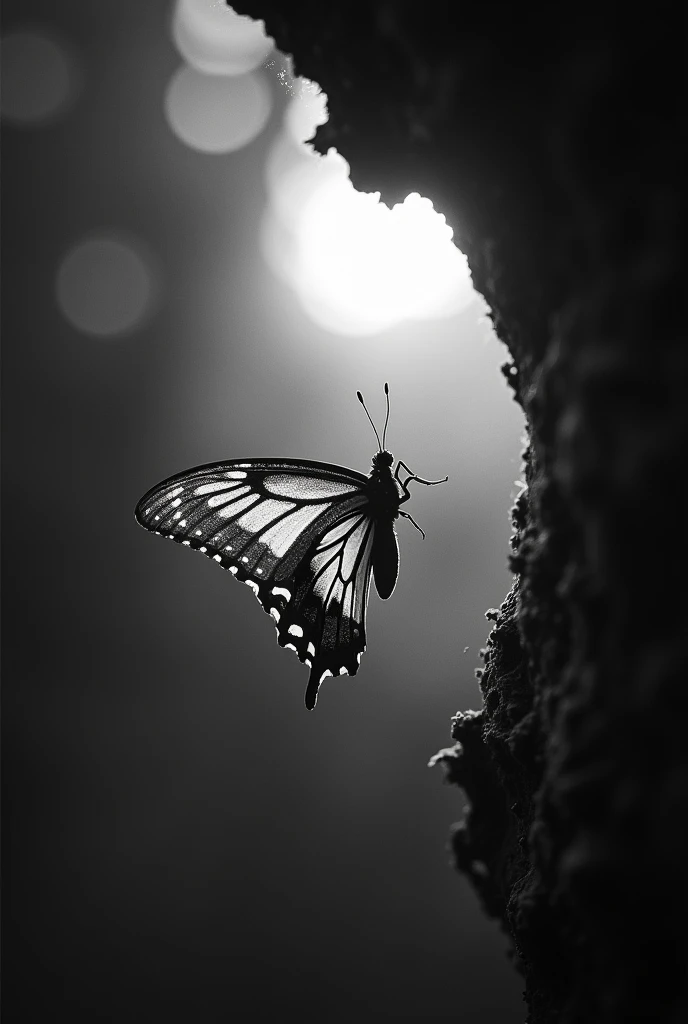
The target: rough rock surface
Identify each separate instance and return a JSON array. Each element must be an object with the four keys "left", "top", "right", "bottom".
[{"left": 232, "top": 4, "right": 687, "bottom": 1020}]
